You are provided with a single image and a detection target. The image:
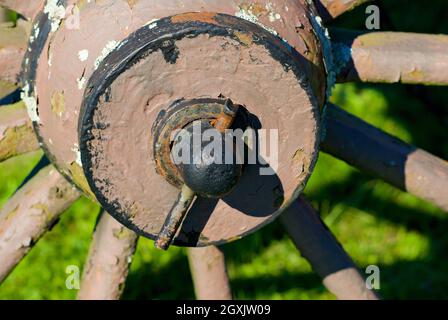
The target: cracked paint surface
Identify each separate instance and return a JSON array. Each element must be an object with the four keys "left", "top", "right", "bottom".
[{"left": 25, "top": 0, "right": 326, "bottom": 245}]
